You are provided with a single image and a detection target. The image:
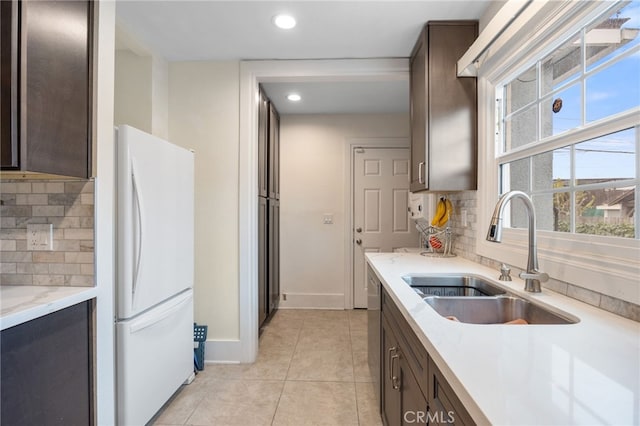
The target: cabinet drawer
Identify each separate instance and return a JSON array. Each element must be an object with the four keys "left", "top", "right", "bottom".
[{"left": 381, "top": 287, "right": 429, "bottom": 398}]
